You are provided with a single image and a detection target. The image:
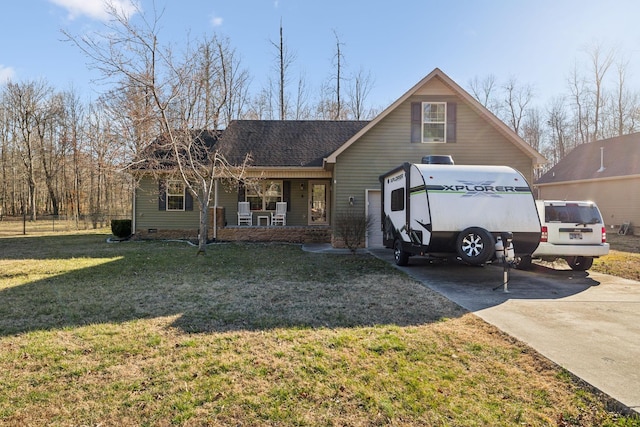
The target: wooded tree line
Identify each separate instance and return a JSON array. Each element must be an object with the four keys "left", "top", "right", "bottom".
[
  {"left": 0, "top": 81, "right": 131, "bottom": 223},
  {"left": 1, "top": 2, "right": 638, "bottom": 223},
  {"left": 469, "top": 44, "right": 640, "bottom": 171}
]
